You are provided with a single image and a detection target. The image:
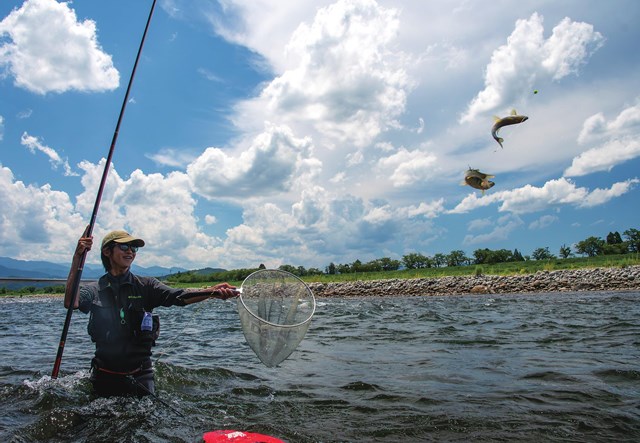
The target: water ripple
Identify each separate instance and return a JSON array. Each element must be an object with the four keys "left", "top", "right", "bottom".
[{"left": 1, "top": 291, "right": 639, "bottom": 442}]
